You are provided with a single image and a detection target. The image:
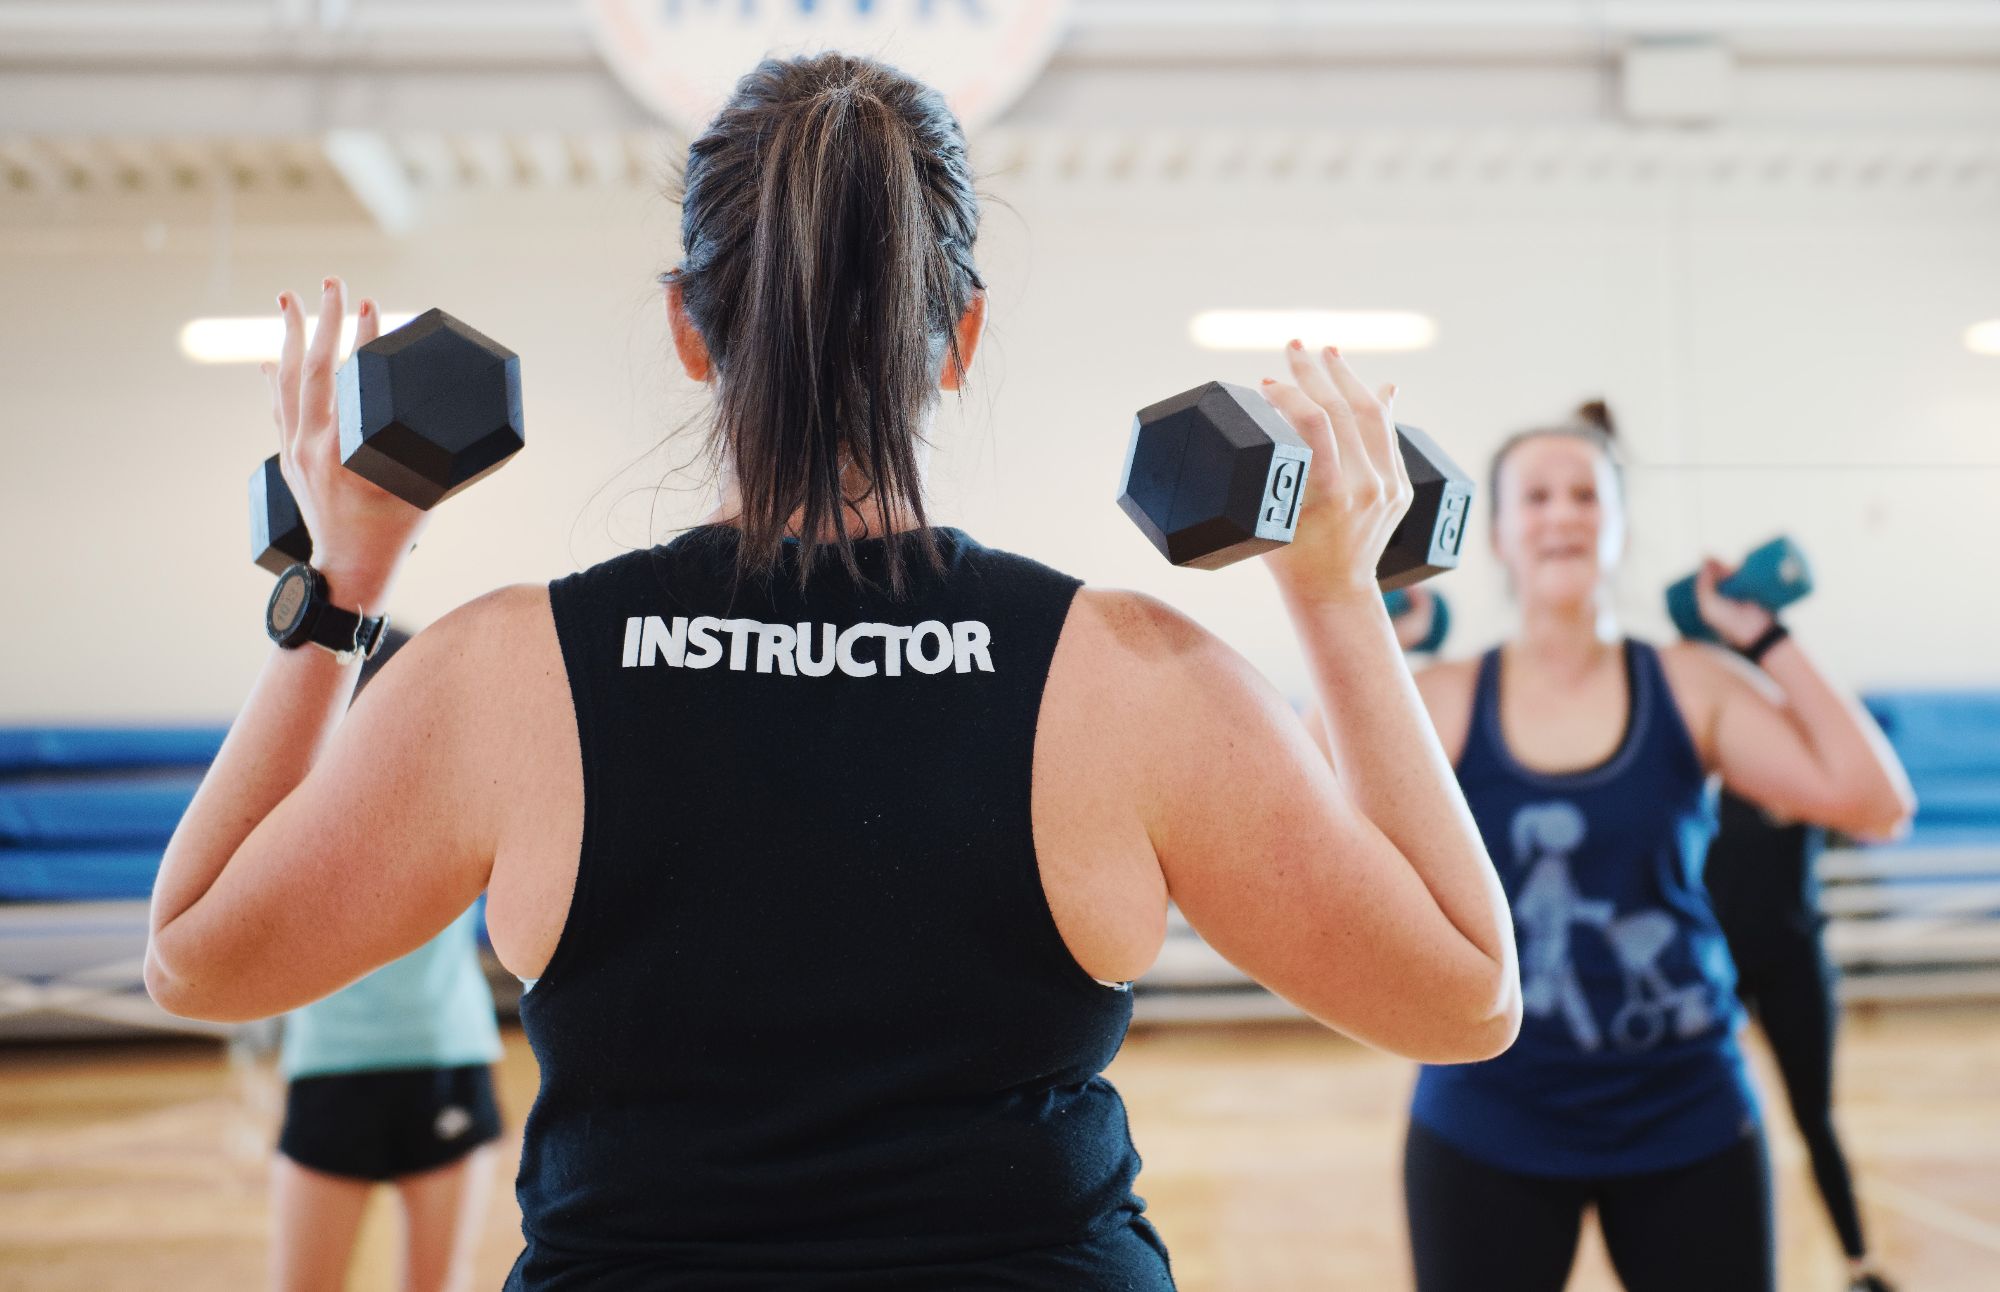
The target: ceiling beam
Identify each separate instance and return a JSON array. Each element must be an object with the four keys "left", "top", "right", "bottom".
[{"left": 321, "top": 128, "right": 417, "bottom": 234}]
